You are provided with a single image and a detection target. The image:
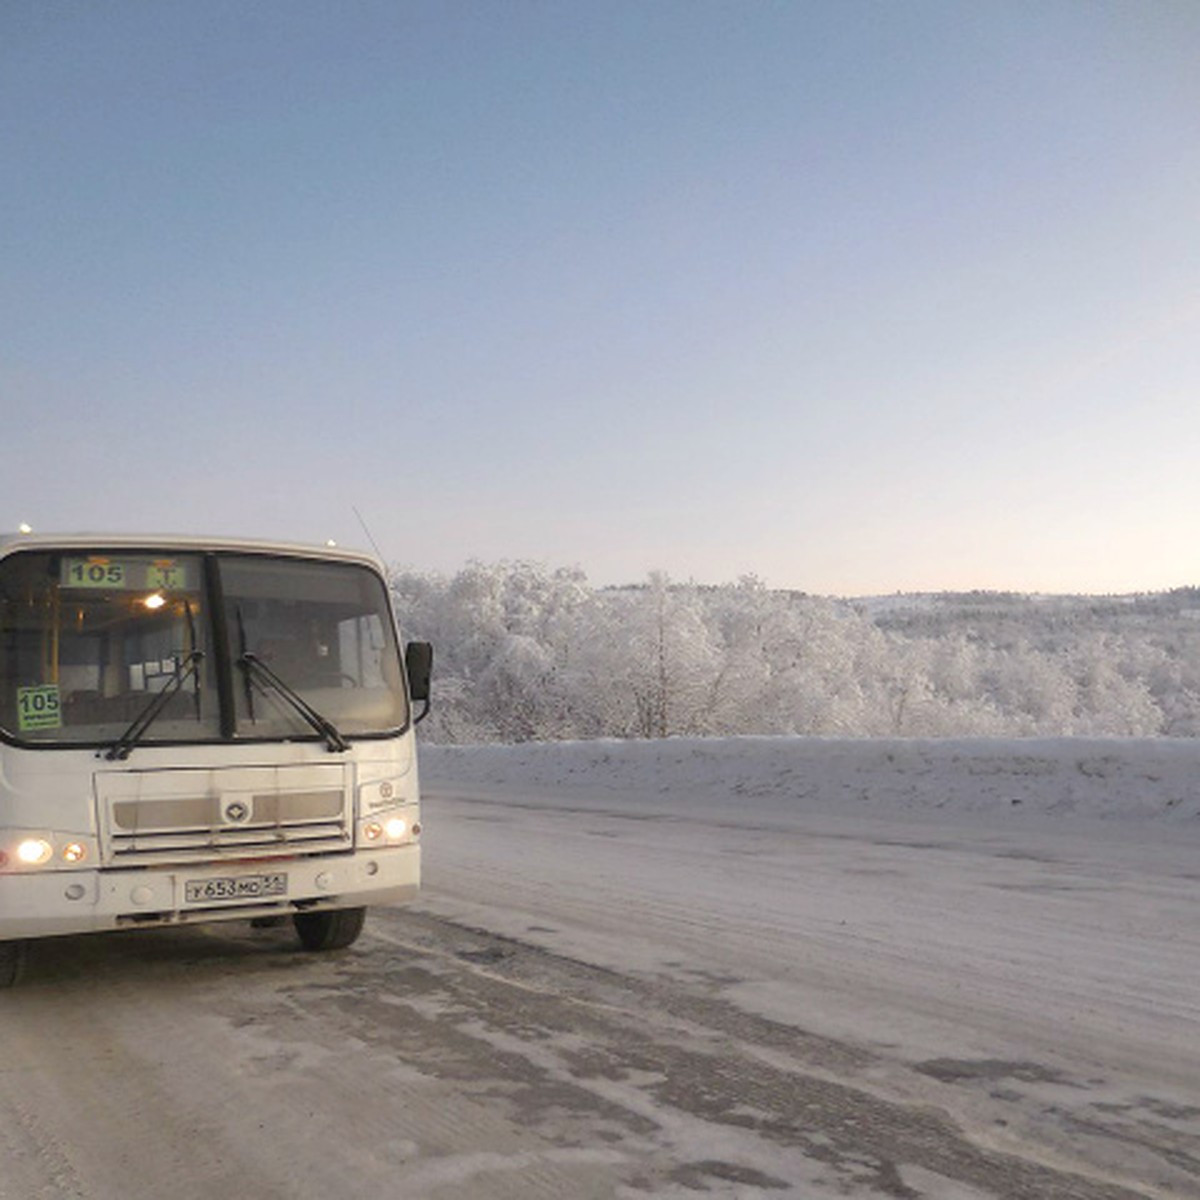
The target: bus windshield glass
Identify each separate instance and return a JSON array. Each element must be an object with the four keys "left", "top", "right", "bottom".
[
  {"left": 223, "top": 555, "right": 405, "bottom": 740},
  {"left": 0, "top": 552, "right": 216, "bottom": 745},
  {"left": 0, "top": 549, "right": 407, "bottom": 748}
]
